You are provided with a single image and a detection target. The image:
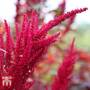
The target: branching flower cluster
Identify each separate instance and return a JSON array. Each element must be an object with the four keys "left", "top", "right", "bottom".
[{"left": 0, "top": 8, "right": 87, "bottom": 90}]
